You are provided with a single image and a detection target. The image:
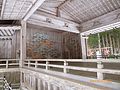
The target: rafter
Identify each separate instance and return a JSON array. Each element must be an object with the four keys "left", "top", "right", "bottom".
[
  {"left": 1, "top": 0, "right": 6, "bottom": 18},
  {"left": 81, "top": 8, "right": 120, "bottom": 32},
  {"left": 23, "top": 0, "right": 46, "bottom": 21},
  {"left": 58, "top": 0, "right": 70, "bottom": 9},
  {"left": 57, "top": 0, "right": 70, "bottom": 17}
]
